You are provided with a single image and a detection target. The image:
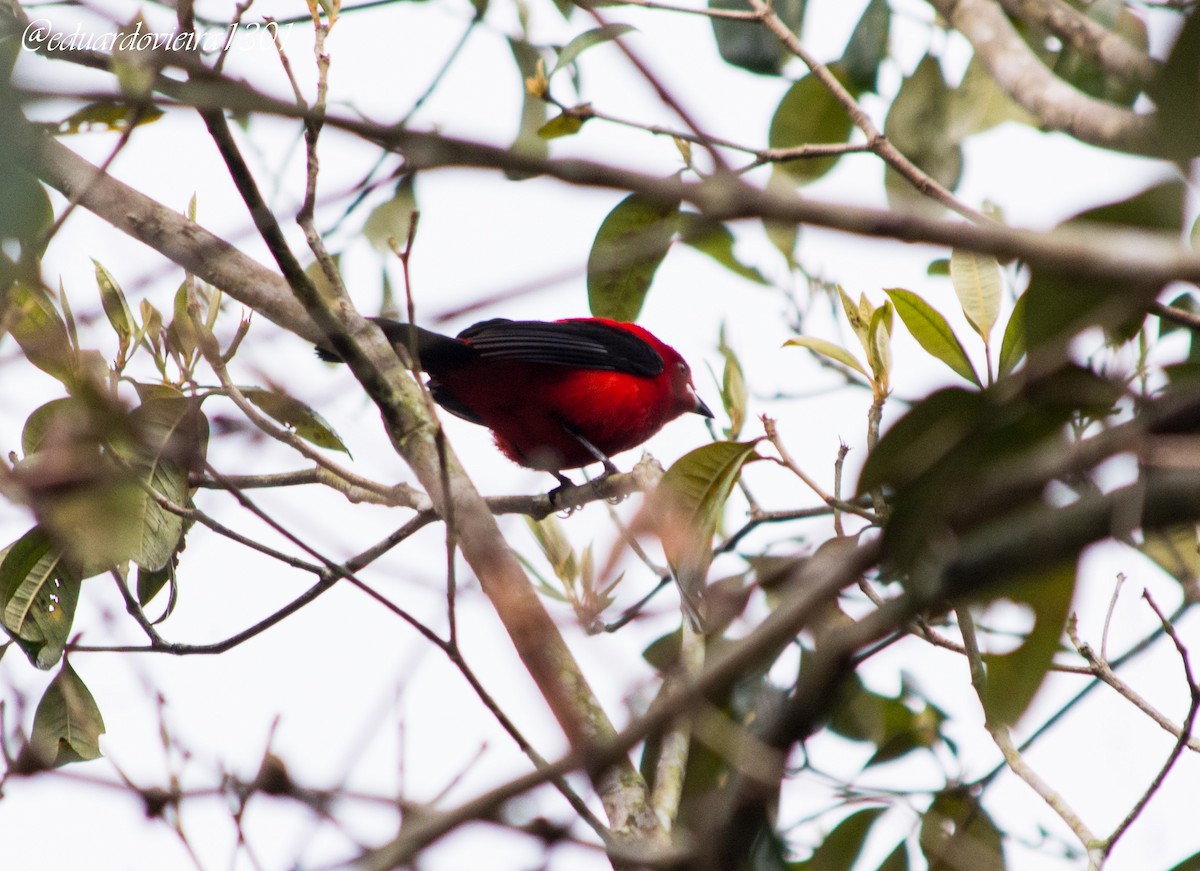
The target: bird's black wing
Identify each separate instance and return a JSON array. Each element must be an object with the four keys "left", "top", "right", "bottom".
[{"left": 455, "top": 319, "right": 664, "bottom": 377}]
